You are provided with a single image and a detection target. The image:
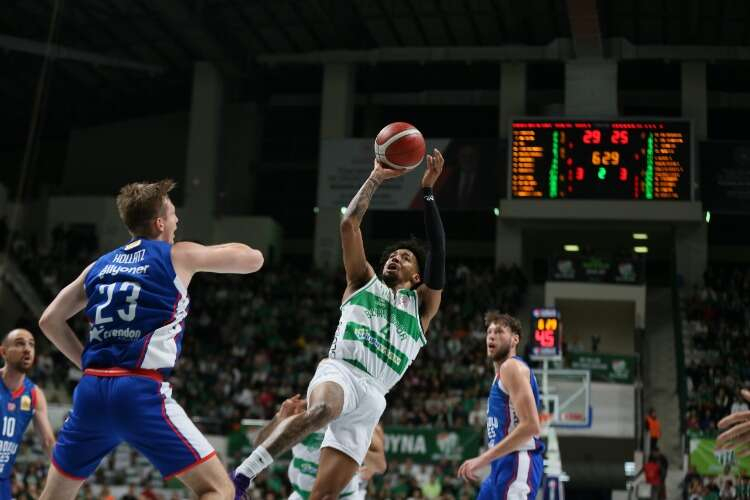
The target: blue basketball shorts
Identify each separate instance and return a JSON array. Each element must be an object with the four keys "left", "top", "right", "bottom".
[
  {"left": 477, "top": 450, "right": 544, "bottom": 500},
  {"left": 52, "top": 369, "right": 215, "bottom": 480},
  {"left": 0, "top": 477, "right": 10, "bottom": 500}
]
